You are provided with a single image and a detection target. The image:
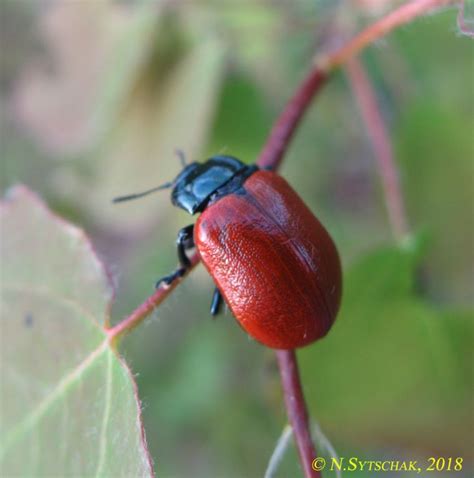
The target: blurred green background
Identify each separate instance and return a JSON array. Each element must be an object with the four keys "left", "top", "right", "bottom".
[{"left": 1, "top": 1, "right": 472, "bottom": 477}]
